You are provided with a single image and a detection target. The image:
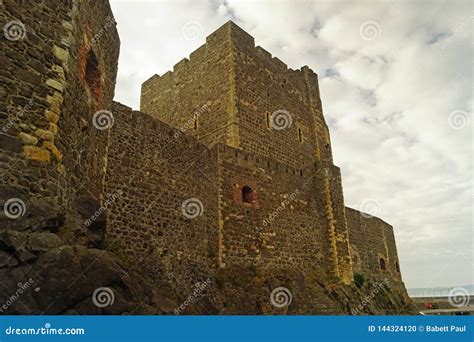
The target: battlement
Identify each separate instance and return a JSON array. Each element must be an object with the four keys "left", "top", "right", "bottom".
[{"left": 142, "top": 21, "right": 319, "bottom": 93}]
